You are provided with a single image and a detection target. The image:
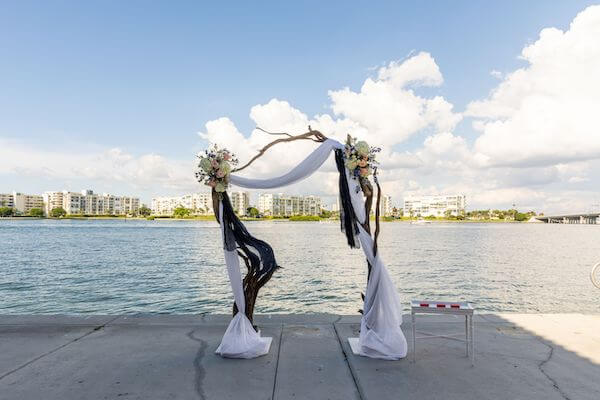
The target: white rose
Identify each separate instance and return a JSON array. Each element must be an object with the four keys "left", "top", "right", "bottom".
[
  {"left": 200, "top": 158, "right": 212, "bottom": 172},
  {"left": 219, "top": 161, "right": 231, "bottom": 174},
  {"left": 355, "top": 141, "right": 370, "bottom": 156}
]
